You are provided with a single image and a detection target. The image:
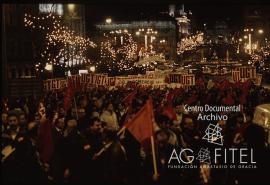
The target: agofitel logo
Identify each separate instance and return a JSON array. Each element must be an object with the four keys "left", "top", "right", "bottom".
[
  {"left": 202, "top": 123, "right": 223, "bottom": 146},
  {"left": 168, "top": 124, "right": 257, "bottom": 169}
]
